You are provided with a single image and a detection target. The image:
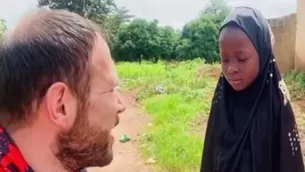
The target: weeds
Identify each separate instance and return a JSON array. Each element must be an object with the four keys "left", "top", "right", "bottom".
[
  {"left": 117, "top": 59, "right": 218, "bottom": 172},
  {"left": 117, "top": 60, "right": 305, "bottom": 172}
]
